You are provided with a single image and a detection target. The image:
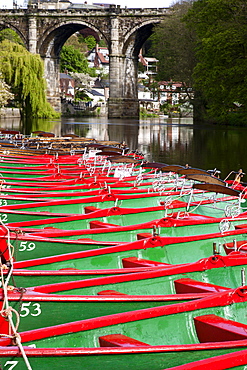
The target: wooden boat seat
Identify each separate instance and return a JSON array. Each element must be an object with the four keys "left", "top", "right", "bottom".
[
  {"left": 84, "top": 206, "right": 101, "bottom": 214},
  {"left": 122, "top": 257, "right": 170, "bottom": 268},
  {"left": 99, "top": 334, "right": 150, "bottom": 347},
  {"left": 89, "top": 220, "right": 119, "bottom": 229},
  {"left": 194, "top": 314, "right": 247, "bottom": 342},
  {"left": 136, "top": 232, "right": 153, "bottom": 240},
  {"left": 223, "top": 240, "right": 247, "bottom": 254},
  {"left": 174, "top": 278, "right": 230, "bottom": 294},
  {"left": 97, "top": 290, "right": 128, "bottom": 296}
]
